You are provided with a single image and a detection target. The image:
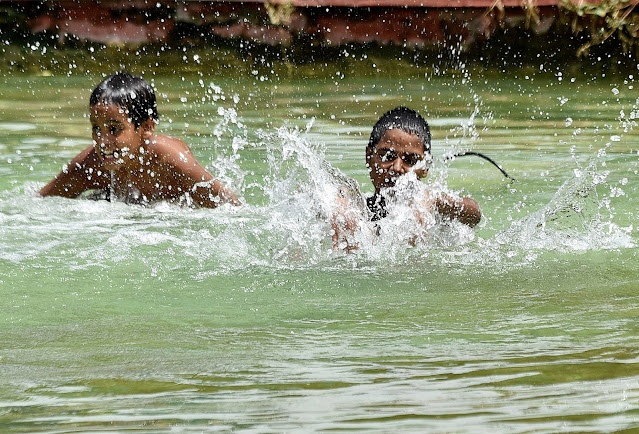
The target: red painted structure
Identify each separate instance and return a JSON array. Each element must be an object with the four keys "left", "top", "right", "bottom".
[
  {"left": 2, "top": 1, "right": 563, "bottom": 47},
  {"left": 217, "top": 0, "right": 559, "bottom": 5}
]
